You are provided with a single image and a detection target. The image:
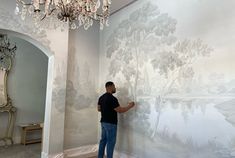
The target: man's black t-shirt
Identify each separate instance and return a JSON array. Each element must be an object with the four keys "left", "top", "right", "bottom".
[{"left": 98, "top": 93, "right": 120, "bottom": 125}]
